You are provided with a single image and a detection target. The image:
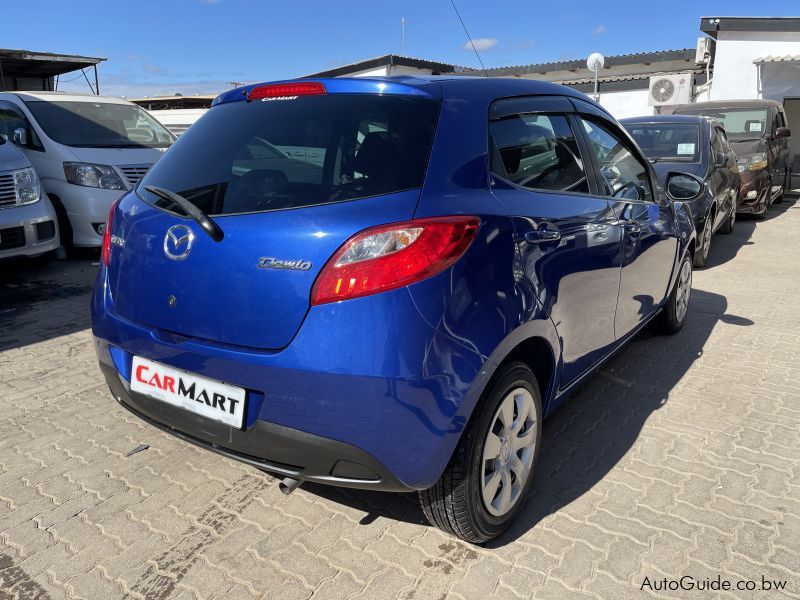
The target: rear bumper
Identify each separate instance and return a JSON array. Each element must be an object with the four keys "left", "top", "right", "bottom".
[
  {"left": 91, "top": 266, "right": 488, "bottom": 490},
  {"left": 99, "top": 362, "right": 412, "bottom": 491}
]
